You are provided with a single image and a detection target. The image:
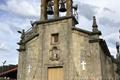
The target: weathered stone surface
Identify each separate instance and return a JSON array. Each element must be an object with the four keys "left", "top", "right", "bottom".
[
  {"left": 17, "top": 16, "right": 118, "bottom": 80},
  {"left": 17, "top": 0, "right": 118, "bottom": 79}
]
